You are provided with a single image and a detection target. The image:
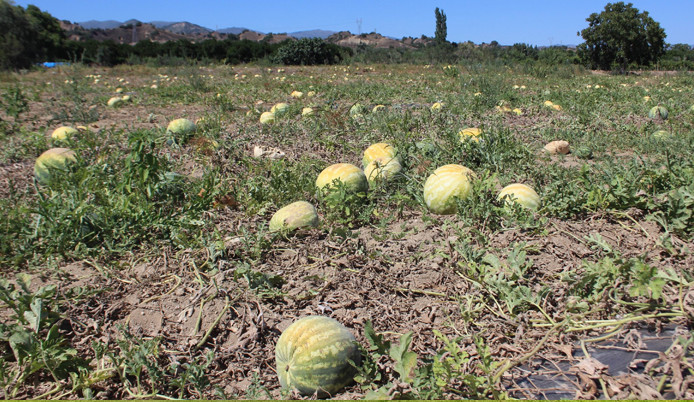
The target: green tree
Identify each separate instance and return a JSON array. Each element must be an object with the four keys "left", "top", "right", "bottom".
[
  {"left": 577, "top": 2, "right": 666, "bottom": 71},
  {"left": 435, "top": 7, "right": 447, "bottom": 45},
  {"left": 271, "top": 38, "right": 347, "bottom": 65},
  {"left": 25, "top": 4, "right": 66, "bottom": 61},
  {"left": 0, "top": 0, "right": 65, "bottom": 69}
]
